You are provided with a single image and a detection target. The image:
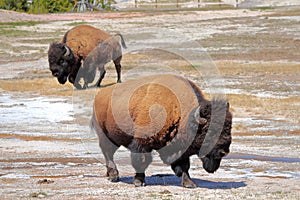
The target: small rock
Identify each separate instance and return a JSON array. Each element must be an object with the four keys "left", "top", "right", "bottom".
[
  {"left": 37, "top": 179, "right": 54, "bottom": 184},
  {"left": 30, "top": 192, "right": 47, "bottom": 198}
]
